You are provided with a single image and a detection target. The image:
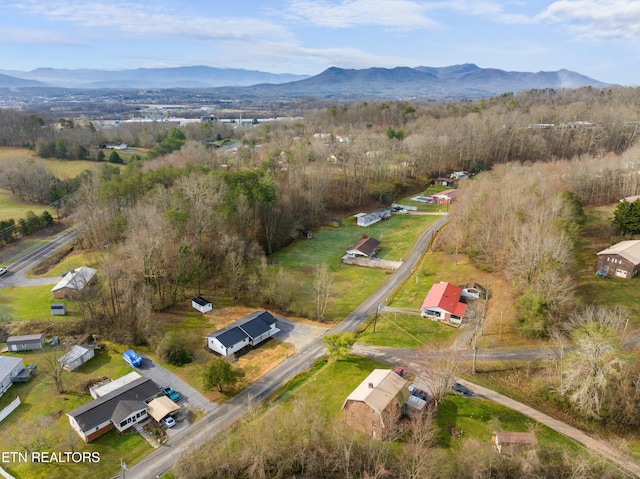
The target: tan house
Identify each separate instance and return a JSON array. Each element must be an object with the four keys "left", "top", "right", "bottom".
[
  {"left": 342, "top": 369, "right": 410, "bottom": 439},
  {"left": 493, "top": 432, "right": 538, "bottom": 456},
  {"left": 596, "top": 240, "right": 640, "bottom": 279},
  {"left": 51, "top": 266, "right": 97, "bottom": 299}
]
